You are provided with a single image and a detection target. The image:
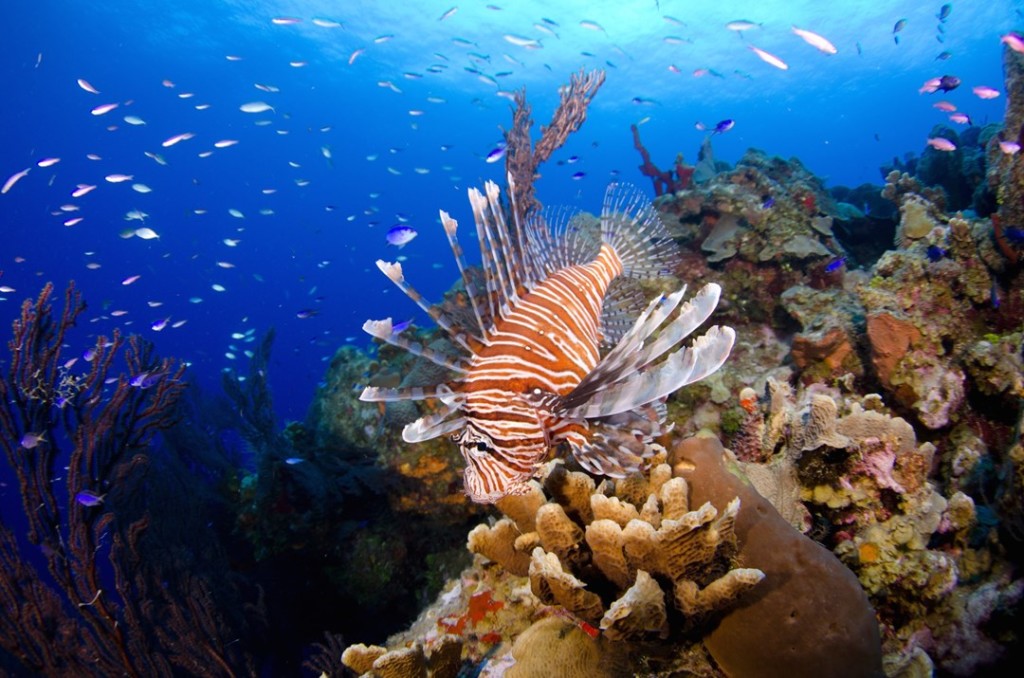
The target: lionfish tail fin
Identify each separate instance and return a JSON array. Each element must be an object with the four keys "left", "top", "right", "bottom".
[{"left": 601, "top": 182, "right": 679, "bottom": 280}]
